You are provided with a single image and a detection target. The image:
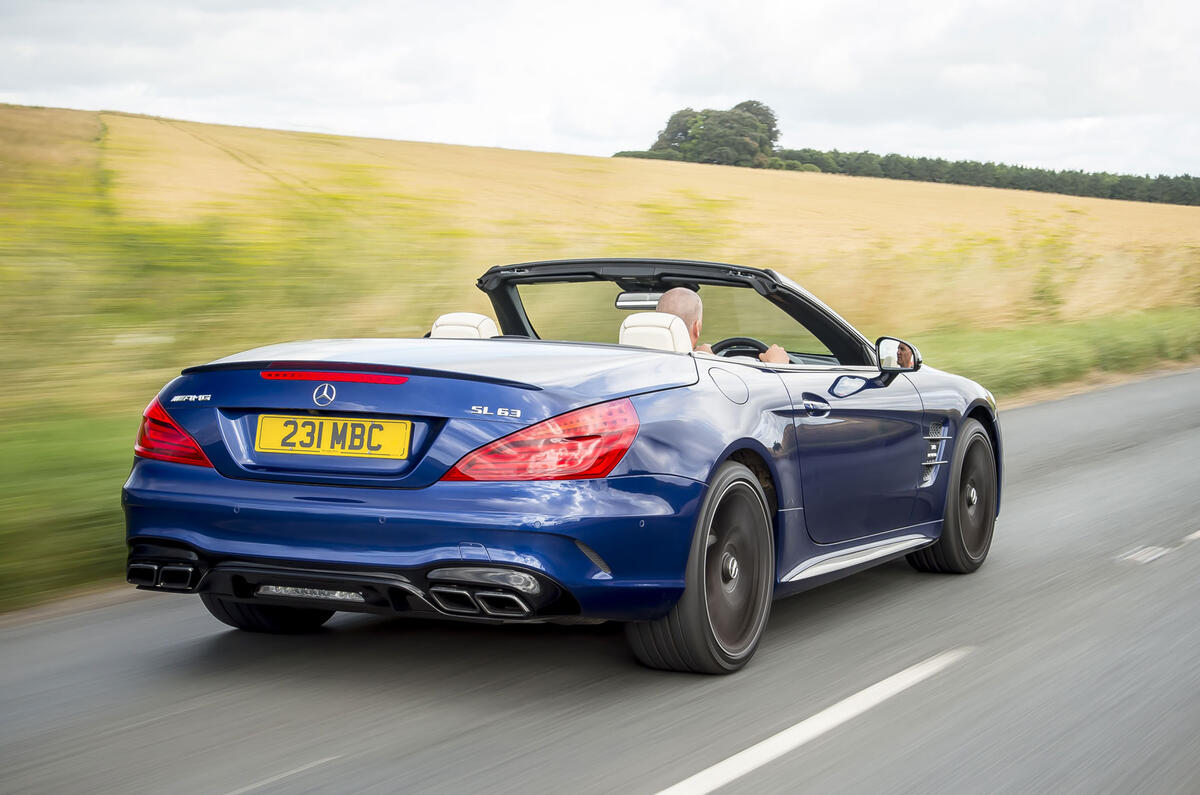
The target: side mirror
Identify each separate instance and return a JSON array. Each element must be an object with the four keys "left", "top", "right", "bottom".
[{"left": 876, "top": 337, "right": 921, "bottom": 372}]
